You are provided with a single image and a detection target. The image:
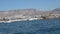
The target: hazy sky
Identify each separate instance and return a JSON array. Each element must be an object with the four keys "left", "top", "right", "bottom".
[{"left": 0, "top": 0, "right": 60, "bottom": 11}]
